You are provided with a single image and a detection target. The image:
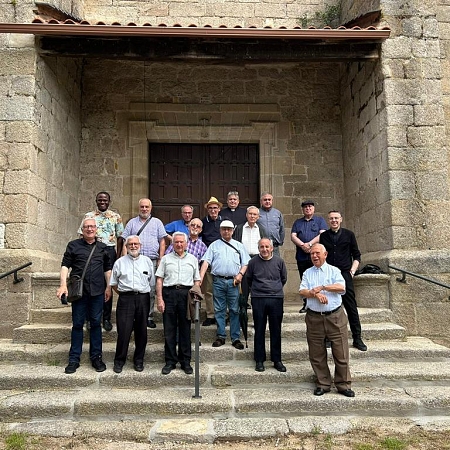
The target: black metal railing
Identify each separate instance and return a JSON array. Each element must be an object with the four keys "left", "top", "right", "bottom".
[
  {"left": 388, "top": 265, "right": 450, "bottom": 299},
  {"left": 0, "top": 262, "right": 32, "bottom": 284}
]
